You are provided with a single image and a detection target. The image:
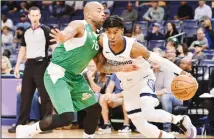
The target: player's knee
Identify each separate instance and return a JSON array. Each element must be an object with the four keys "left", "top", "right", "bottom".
[{"left": 59, "top": 112, "right": 74, "bottom": 124}]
